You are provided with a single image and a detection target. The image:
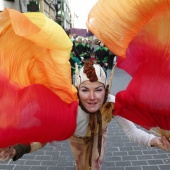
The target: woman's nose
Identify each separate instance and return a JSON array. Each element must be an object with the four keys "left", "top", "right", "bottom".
[{"left": 89, "top": 91, "right": 95, "bottom": 100}]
